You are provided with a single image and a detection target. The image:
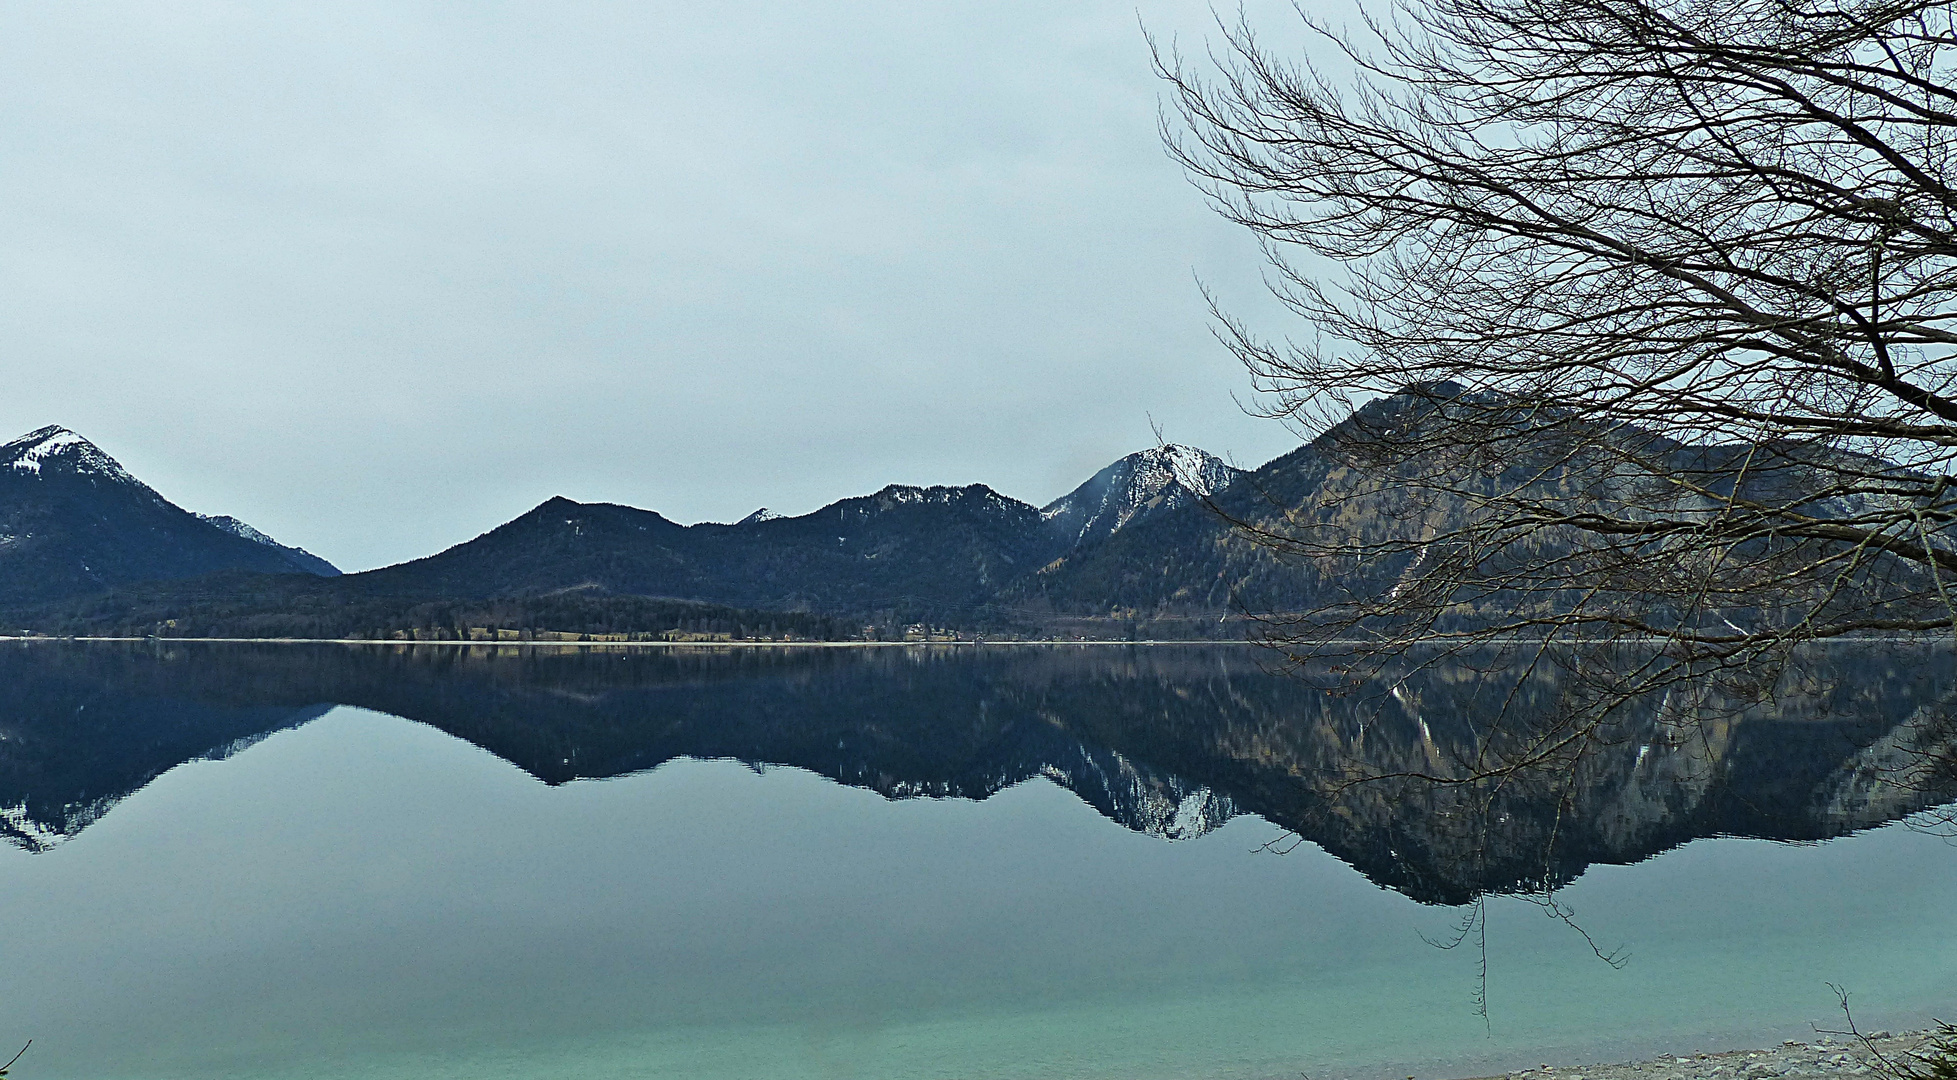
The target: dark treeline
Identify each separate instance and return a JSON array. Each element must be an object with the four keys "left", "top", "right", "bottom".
[
  {"left": 0, "top": 575, "right": 855, "bottom": 641},
  {"left": 0, "top": 567, "right": 1265, "bottom": 642}
]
